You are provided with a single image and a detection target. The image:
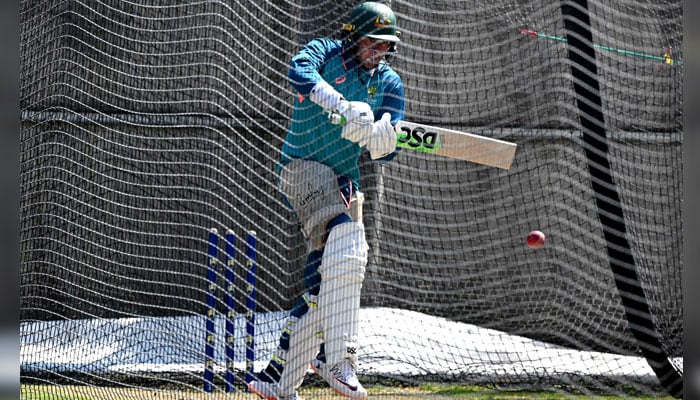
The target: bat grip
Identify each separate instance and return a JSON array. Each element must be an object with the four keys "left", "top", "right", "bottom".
[{"left": 328, "top": 112, "right": 346, "bottom": 126}]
